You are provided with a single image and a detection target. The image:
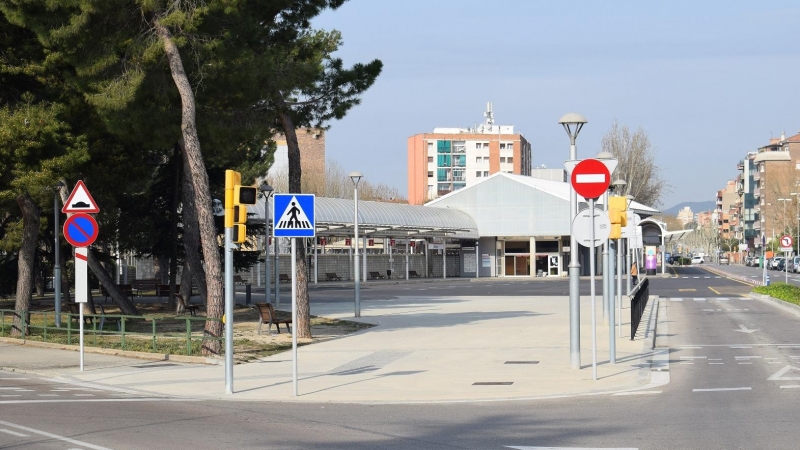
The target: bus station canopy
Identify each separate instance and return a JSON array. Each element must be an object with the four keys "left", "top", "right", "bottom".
[{"left": 250, "top": 197, "right": 479, "bottom": 239}]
